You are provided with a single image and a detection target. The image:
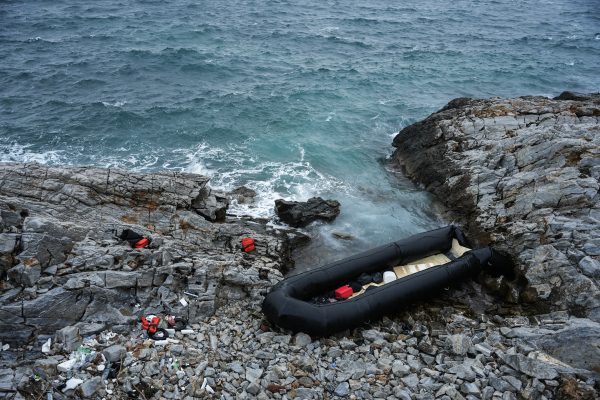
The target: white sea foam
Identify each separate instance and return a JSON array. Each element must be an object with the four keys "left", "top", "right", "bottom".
[
  {"left": 181, "top": 143, "right": 348, "bottom": 221},
  {"left": 0, "top": 143, "right": 66, "bottom": 165},
  {"left": 101, "top": 100, "right": 127, "bottom": 107}
]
